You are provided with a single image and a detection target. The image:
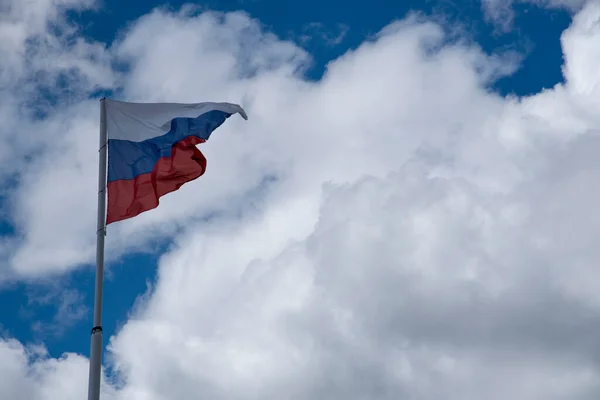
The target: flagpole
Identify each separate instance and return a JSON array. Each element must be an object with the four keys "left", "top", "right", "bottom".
[{"left": 88, "top": 97, "right": 107, "bottom": 400}]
